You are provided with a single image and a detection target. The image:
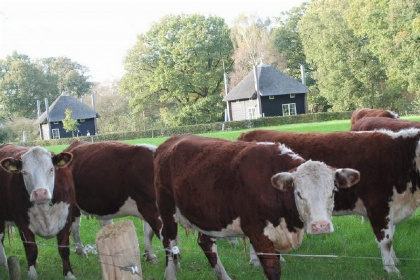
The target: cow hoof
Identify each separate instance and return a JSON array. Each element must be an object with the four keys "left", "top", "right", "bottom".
[
  {"left": 384, "top": 266, "right": 401, "bottom": 276},
  {"left": 75, "top": 247, "right": 88, "bottom": 258},
  {"left": 228, "top": 238, "right": 239, "bottom": 247},
  {"left": 28, "top": 265, "right": 37, "bottom": 280},
  {"left": 249, "top": 259, "right": 260, "bottom": 266},
  {"left": 65, "top": 271, "right": 76, "bottom": 280},
  {"left": 146, "top": 254, "right": 158, "bottom": 264}
]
